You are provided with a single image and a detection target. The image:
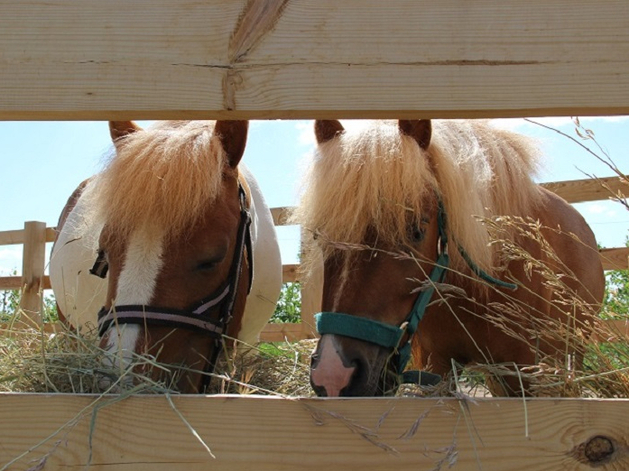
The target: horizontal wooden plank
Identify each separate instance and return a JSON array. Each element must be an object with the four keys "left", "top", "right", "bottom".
[
  {"left": 259, "top": 322, "right": 308, "bottom": 343},
  {"left": 0, "top": 394, "right": 627, "bottom": 471},
  {"left": 541, "top": 176, "right": 628, "bottom": 204},
  {"left": 0, "top": 276, "right": 51, "bottom": 291},
  {"left": 600, "top": 247, "right": 628, "bottom": 271},
  {"left": 271, "top": 207, "right": 291, "bottom": 226},
  {"left": 281, "top": 264, "right": 299, "bottom": 283},
  {"left": 0, "top": 227, "right": 55, "bottom": 246},
  {"left": 1, "top": 1, "right": 629, "bottom": 119}
]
